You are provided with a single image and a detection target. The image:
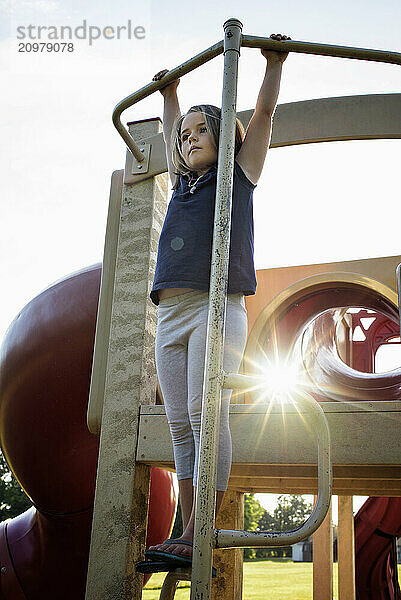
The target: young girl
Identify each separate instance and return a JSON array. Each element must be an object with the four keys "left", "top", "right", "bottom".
[{"left": 143, "top": 34, "right": 289, "bottom": 568}]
